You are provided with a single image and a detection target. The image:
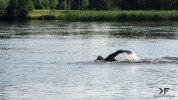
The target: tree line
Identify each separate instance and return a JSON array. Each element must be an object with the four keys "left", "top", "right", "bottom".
[
  {"left": 1, "top": 0, "right": 178, "bottom": 19},
  {"left": 0, "top": 0, "right": 33, "bottom": 19},
  {"left": 34, "top": 0, "right": 178, "bottom": 10}
]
